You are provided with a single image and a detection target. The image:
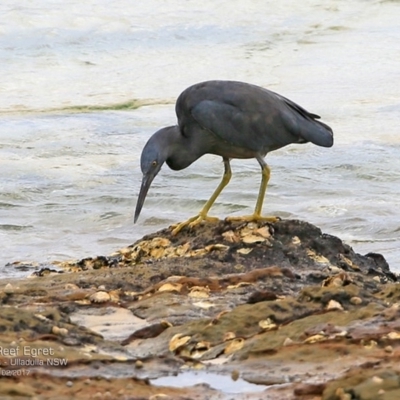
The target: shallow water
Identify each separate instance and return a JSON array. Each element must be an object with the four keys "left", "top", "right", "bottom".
[
  {"left": 1, "top": 0, "right": 399, "bottom": 277},
  {"left": 151, "top": 371, "right": 268, "bottom": 394}
]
